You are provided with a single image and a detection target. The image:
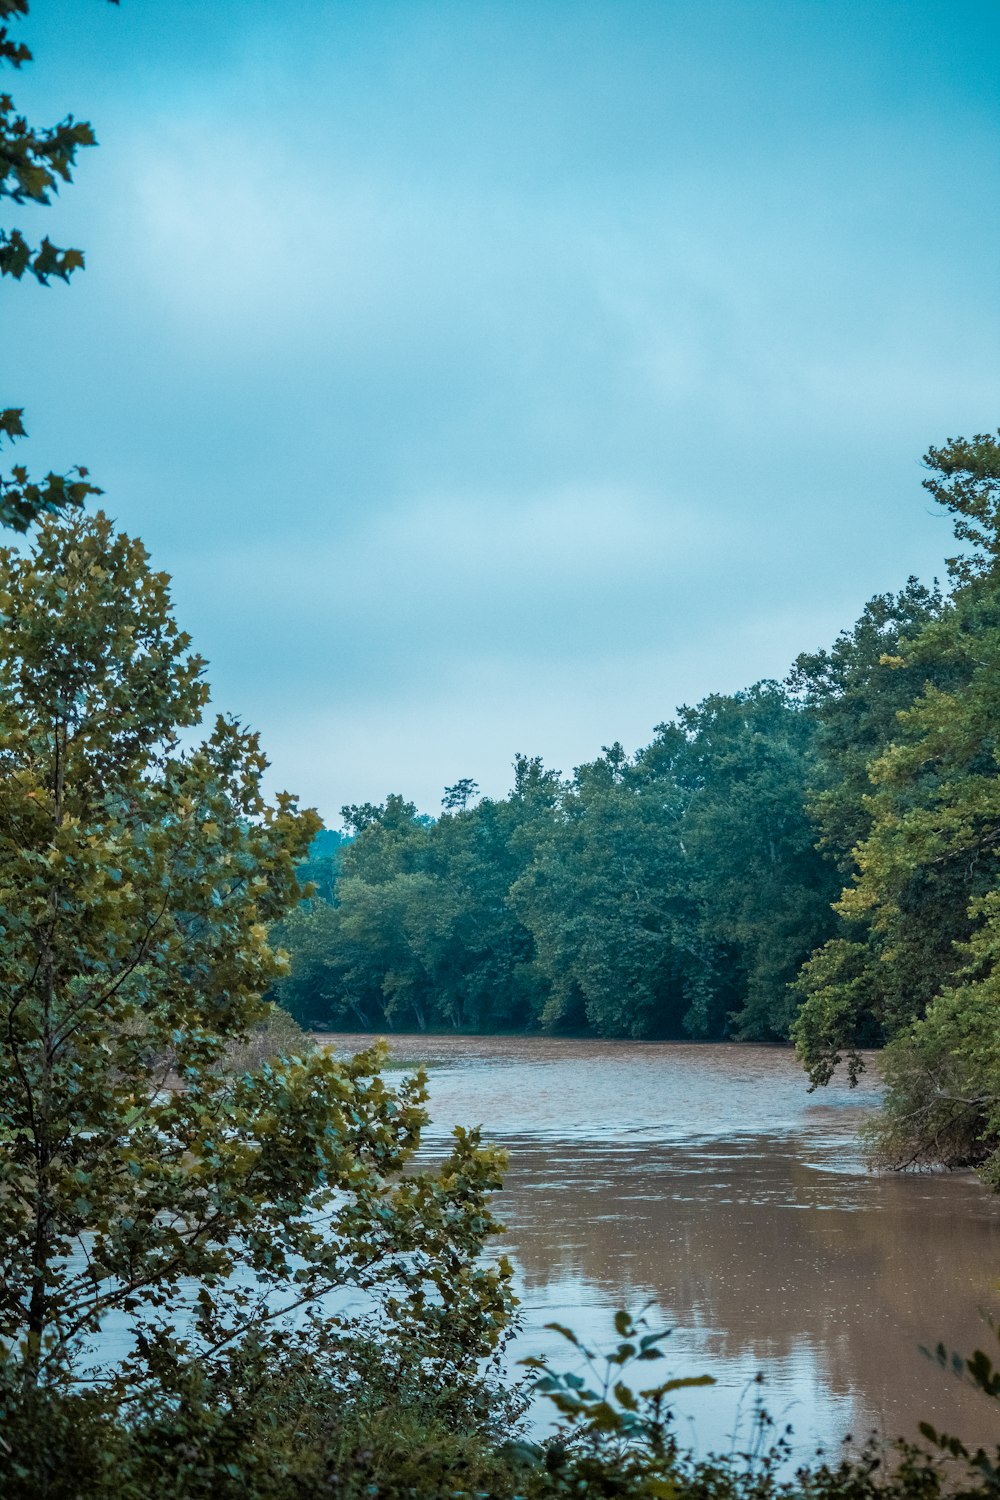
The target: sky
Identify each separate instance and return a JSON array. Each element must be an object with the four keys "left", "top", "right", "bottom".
[{"left": 8, "top": 0, "right": 1000, "bottom": 821}]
